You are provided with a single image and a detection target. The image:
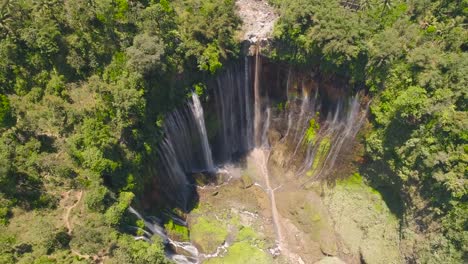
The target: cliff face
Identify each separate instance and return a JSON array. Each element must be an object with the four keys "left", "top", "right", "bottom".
[{"left": 137, "top": 3, "right": 402, "bottom": 263}]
